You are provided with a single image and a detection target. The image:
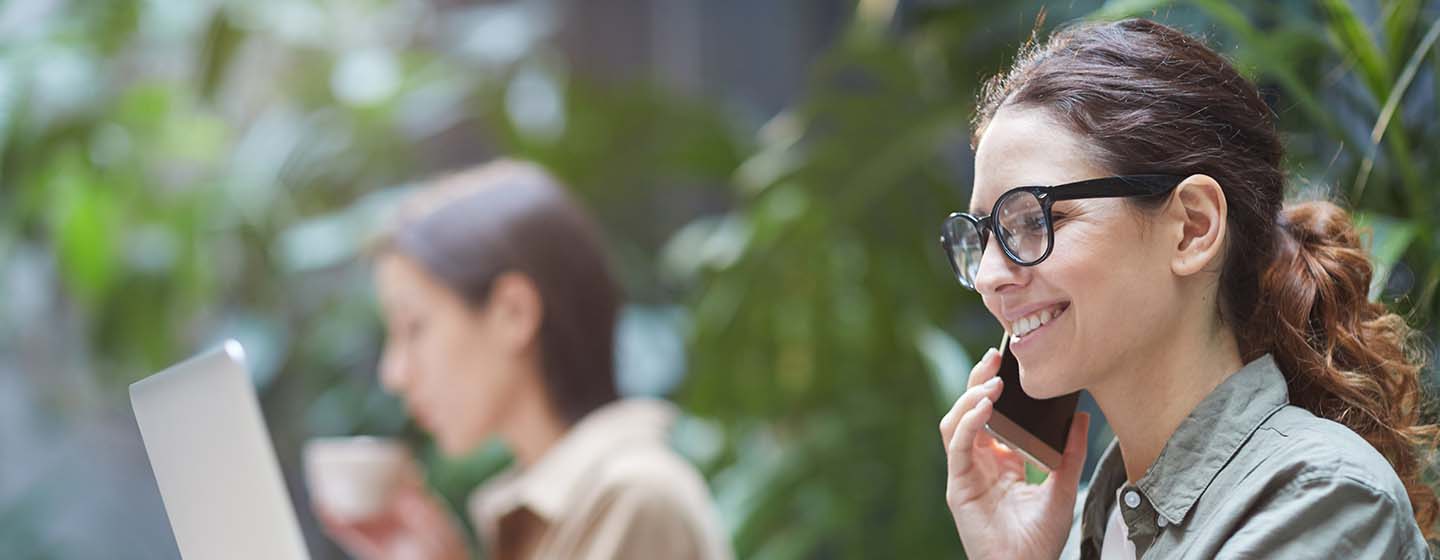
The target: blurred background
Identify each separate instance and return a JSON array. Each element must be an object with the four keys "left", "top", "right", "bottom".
[{"left": 2, "top": 0, "right": 1438, "bottom": 558}]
